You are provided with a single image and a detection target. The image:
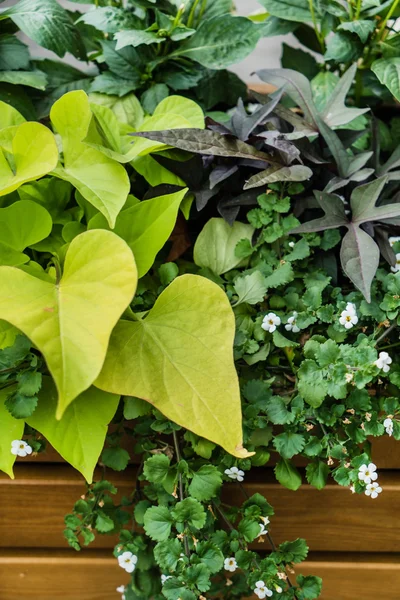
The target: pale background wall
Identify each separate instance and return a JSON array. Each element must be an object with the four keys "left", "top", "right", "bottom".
[{"left": 1, "top": 0, "right": 301, "bottom": 80}]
